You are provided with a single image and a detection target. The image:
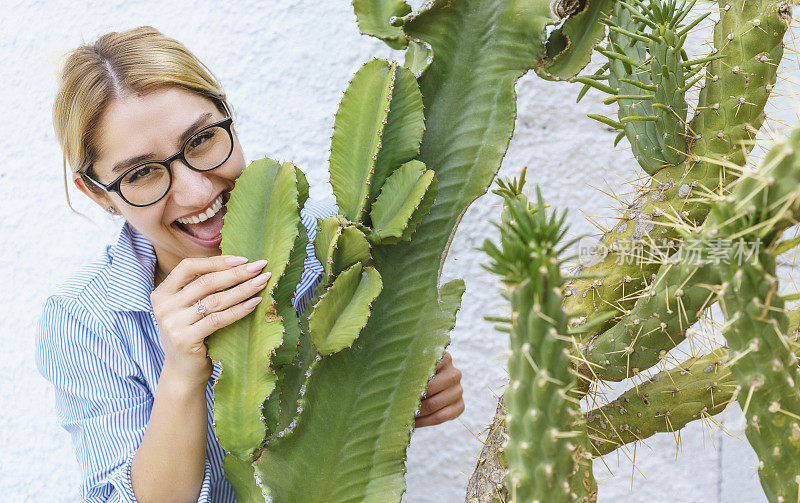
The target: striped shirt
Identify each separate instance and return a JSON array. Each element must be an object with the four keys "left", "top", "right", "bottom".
[{"left": 35, "top": 198, "right": 338, "bottom": 502}]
